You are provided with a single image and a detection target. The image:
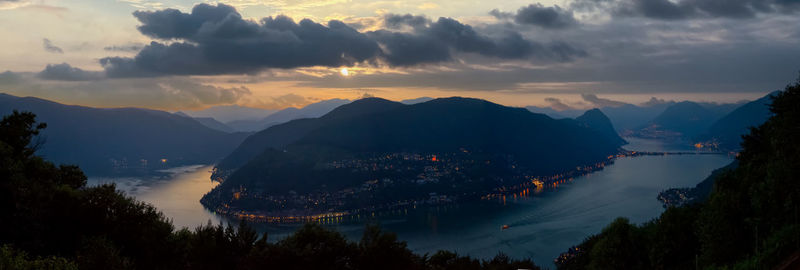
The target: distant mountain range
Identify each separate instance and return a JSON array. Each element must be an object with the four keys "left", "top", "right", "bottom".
[
  {"left": 186, "top": 115, "right": 236, "bottom": 133},
  {"left": 177, "top": 97, "right": 438, "bottom": 133},
  {"left": 636, "top": 101, "right": 725, "bottom": 139},
  {"left": 178, "top": 105, "right": 276, "bottom": 123},
  {"left": 224, "top": 99, "right": 351, "bottom": 132},
  {"left": 632, "top": 95, "right": 772, "bottom": 147},
  {"left": 698, "top": 92, "right": 778, "bottom": 150},
  {"left": 526, "top": 94, "right": 774, "bottom": 150},
  {"left": 527, "top": 102, "right": 674, "bottom": 131},
  {"left": 0, "top": 93, "right": 249, "bottom": 176},
  {"left": 203, "top": 97, "right": 626, "bottom": 217}
]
